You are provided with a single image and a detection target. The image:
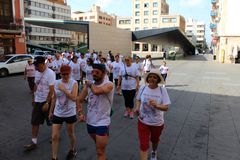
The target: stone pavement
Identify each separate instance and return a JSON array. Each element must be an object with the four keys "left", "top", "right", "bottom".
[{"left": 0, "top": 54, "right": 240, "bottom": 160}]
